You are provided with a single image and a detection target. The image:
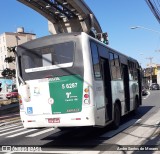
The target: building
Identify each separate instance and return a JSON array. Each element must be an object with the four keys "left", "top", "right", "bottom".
[
  {"left": 0, "top": 27, "right": 36, "bottom": 77},
  {"left": 156, "top": 65, "right": 160, "bottom": 85},
  {"left": 143, "top": 64, "right": 160, "bottom": 87}
]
